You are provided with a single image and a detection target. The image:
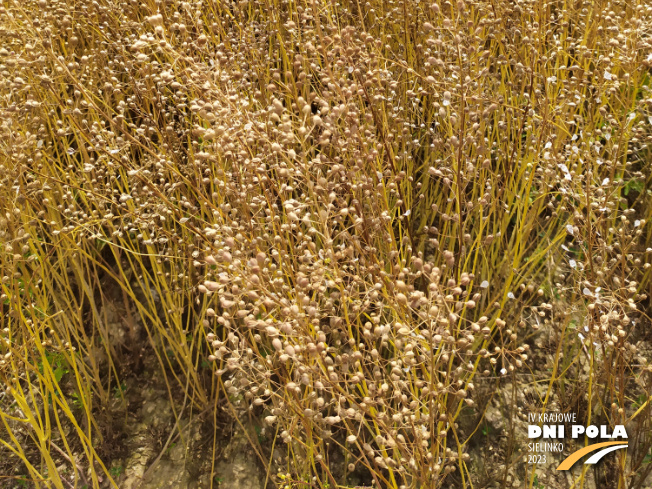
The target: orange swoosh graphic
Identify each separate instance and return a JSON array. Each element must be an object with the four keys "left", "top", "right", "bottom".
[{"left": 557, "top": 441, "right": 628, "bottom": 470}]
